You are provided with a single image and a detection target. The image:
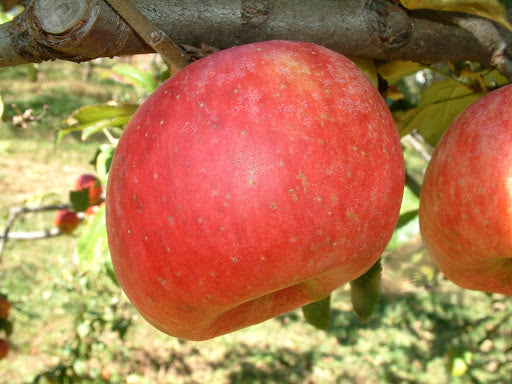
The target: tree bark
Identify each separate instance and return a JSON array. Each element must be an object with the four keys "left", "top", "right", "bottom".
[{"left": 1, "top": 0, "right": 512, "bottom": 78}]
